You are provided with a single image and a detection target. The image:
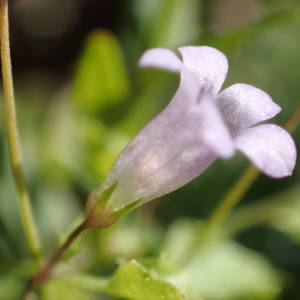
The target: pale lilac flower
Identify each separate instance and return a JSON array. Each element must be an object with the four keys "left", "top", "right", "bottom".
[{"left": 86, "top": 46, "right": 296, "bottom": 227}]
